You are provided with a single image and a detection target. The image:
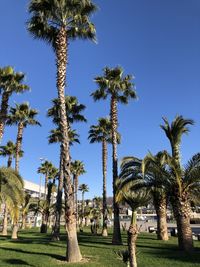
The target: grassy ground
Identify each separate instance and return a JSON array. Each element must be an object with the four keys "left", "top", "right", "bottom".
[{"left": 0, "top": 228, "right": 200, "bottom": 266}]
